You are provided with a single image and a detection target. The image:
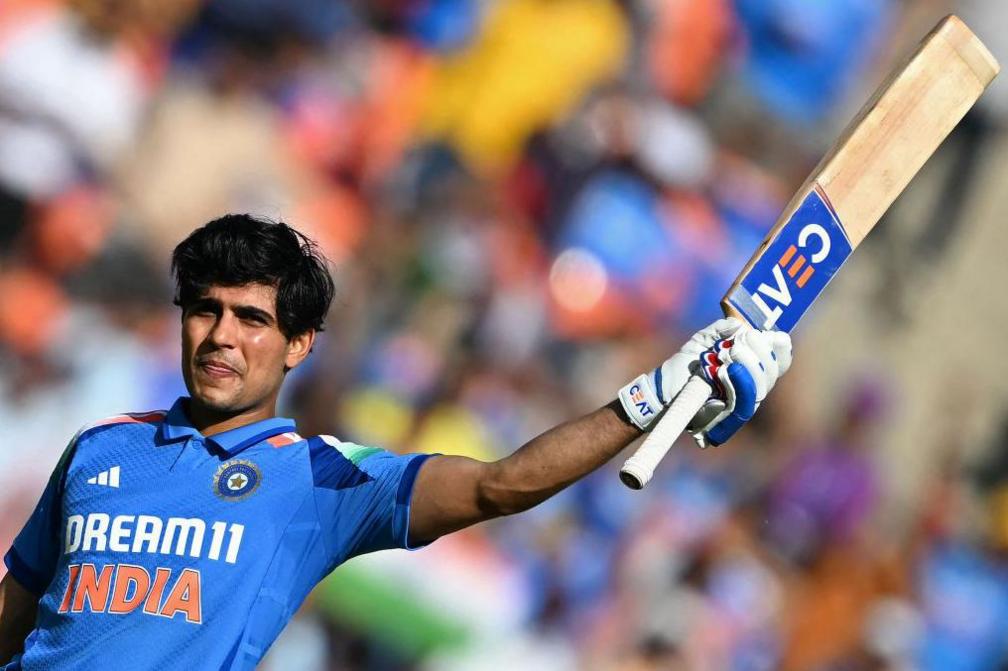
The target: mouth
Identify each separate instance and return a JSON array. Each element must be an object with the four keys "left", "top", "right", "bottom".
[{"left": 197, "top": 358, "right": 240, "bottom": 379}]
